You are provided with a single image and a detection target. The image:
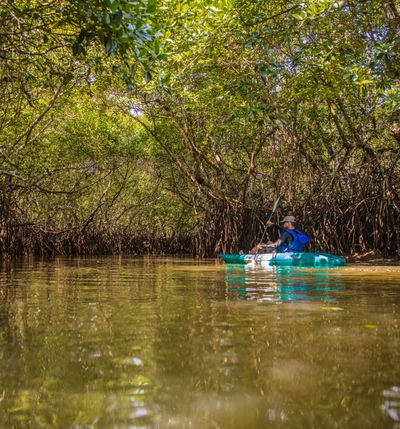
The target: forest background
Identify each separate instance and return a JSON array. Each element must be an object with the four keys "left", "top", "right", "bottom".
[{"left": 0, "top": 0, "right": 399, "bottom": 258}]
